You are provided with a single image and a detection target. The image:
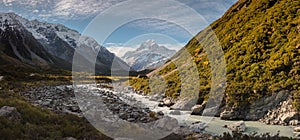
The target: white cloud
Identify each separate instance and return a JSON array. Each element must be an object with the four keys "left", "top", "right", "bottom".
[
  {"left": 2, "top": 0, "right": 50, "bottom": 7},
  {"left": 0, "top": 0, "right": 236, "bottom": 28},
  {"left": 160, "top": 43, "right": 185, "bottom": 51},
  {"left": 2, "top": 0, "right": 14, "bottom": 6},
  {"left": 0, "top": 0, "right": 236, "bottom": 44},
  {"left": 33, "top": 9, "right": 39, "bottom": 13},
  {"left": 106, "top": 41, "right": 184, "bottom": 58},
  {"left": 107, "top": 46, "right": 136, "bottom": 58},
  {"left": 106, "top": 43, "right": 137, "bottom": 57},
  {"left": 52, "top": 0, "right": 124, "bottom": 19},
  {"left": 0, "top": 0, "right": 125, "bottom": 20},
  {"left": 102, "top": 0, "right": 210, "bottom": 38}
]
